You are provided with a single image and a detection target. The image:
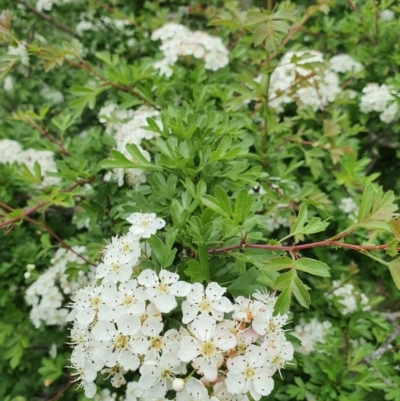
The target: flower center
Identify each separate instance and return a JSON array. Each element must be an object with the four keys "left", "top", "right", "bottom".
[
  {"left": 237, "top": 343, "right": 247, "bottom": 355},
  {"left": 198, "top": 298, "right": 212, "bottom": 313},
  {"left": 111, "top": 262, "right": 121, "bottom": 273},
  {"left": 243, "top": 366, "right": 255, "bottom": 380},
  {"left": 121, "top": 243, "right": 131, "bottom": 253},
  {"left": 200, "top": 341, "right": 216, "bottom": 357},
  {"left": 271, "top": 355, "right": 283, "bottom": 368},
  {"left": 141, "top": 219, "right": 150, "bottom": 227},
  {"left": 123, "top": 294, "right": 135, "bottom": 307},
  {"left": 268, "top": 321, "right": 278, "bottom": 332},
  {"left": 156, "top": 279, "right": 168, "bottom": 293},
  {"left": 114, "top": 334, "right": 129, "bottom": 350},
  {"left": 149, "top": 336, "right": 163, "bottom": 350},
  {"left": 160, "top": 369, "right": 170, "bottom": 379},
  {"left": 89, "top": 295, "right": 101, "bottom": 309}
]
